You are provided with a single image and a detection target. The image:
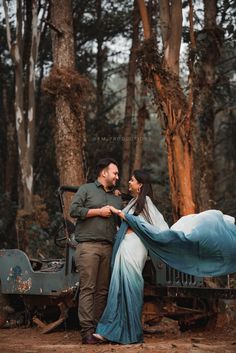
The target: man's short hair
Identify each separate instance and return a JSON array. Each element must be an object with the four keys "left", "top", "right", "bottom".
[{"left": 96, "top": 158, "right": 118, "bottom": 177}]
